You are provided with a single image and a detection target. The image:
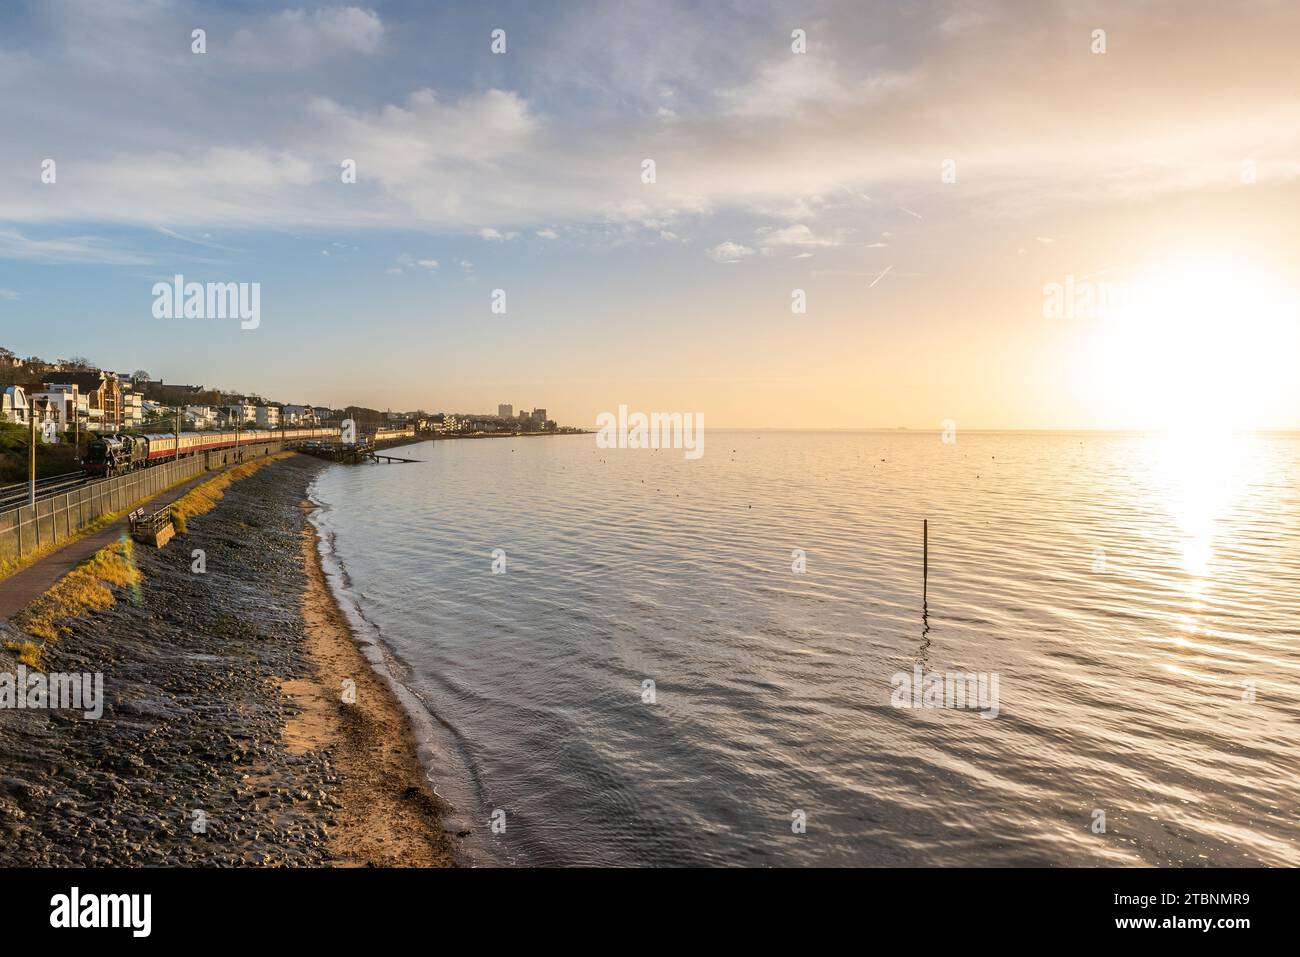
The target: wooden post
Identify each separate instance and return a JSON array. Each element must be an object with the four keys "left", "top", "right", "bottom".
[{"left": 923, "top": 519, "right": 929, "bottom": 605}]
